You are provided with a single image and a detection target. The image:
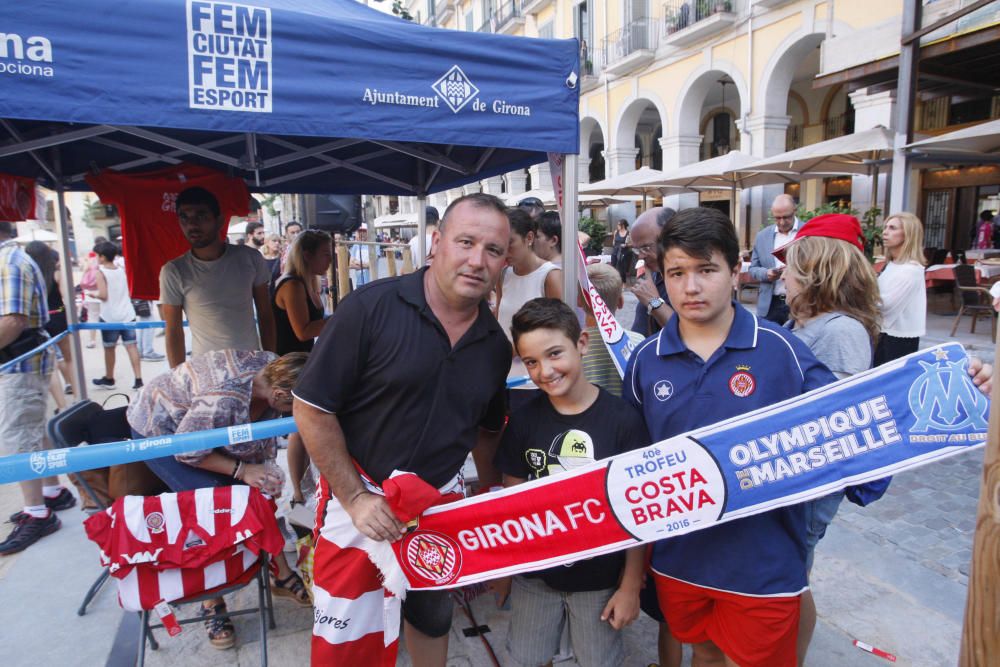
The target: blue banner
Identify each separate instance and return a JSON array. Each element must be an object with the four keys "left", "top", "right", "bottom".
[{"left": 603, "top": 342, "right": 988, "bottom": 536}]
